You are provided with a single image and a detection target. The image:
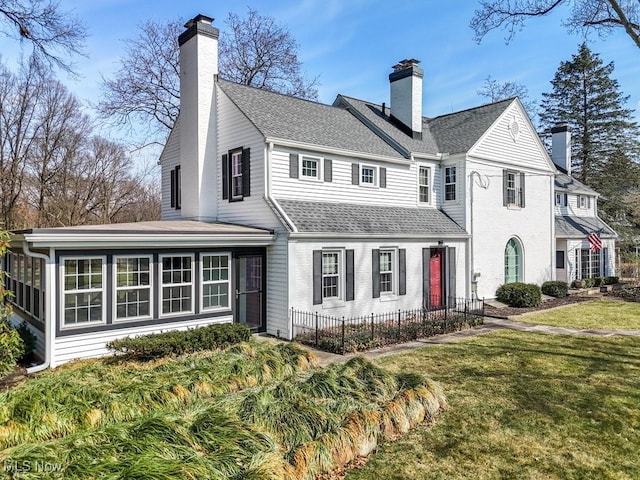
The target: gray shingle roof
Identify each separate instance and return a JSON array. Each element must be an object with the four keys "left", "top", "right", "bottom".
[
  {"left": 219, "top": 80, "right": 404, "bottom": 159},
  {"left": 554, "top": 173, "right": 598, "bottom": 195},
  {"left": 555, "top": 215, "right": 616, "bottom": 238},
  {"left": 277, "top": 199, "right": 467, "bottom": 236},
  {"left": 336, "top": 95, "right": 514, "bottom": 156}
]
